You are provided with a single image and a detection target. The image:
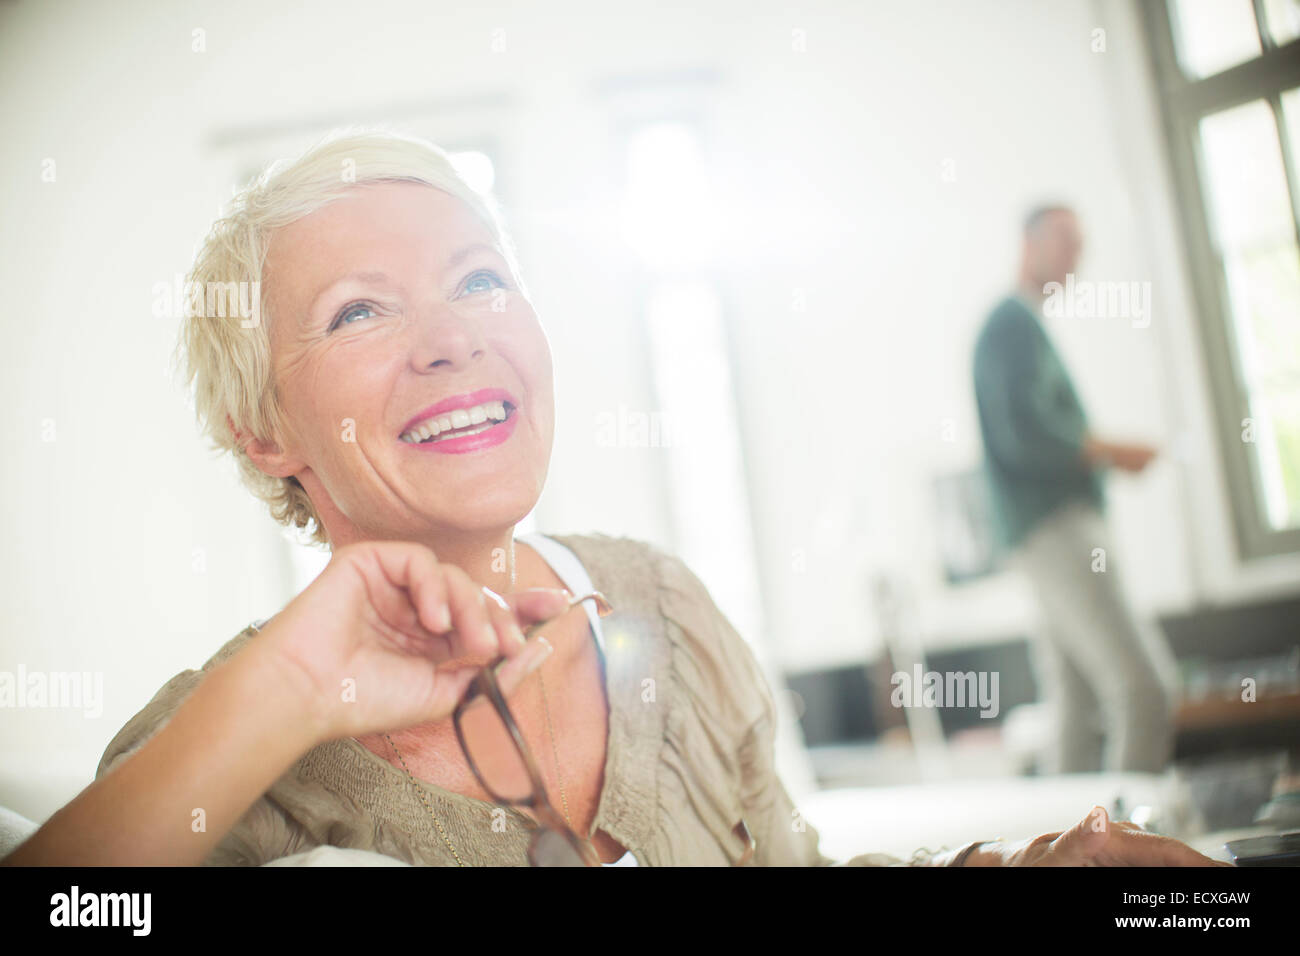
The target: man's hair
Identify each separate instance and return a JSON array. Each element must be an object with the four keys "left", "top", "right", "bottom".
[
  {"left": 175, "top": 127, "right": 522, "bottom": 547},
  {"left": 1023, "top": 203, "right": 1075, "bottom": 237}
]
